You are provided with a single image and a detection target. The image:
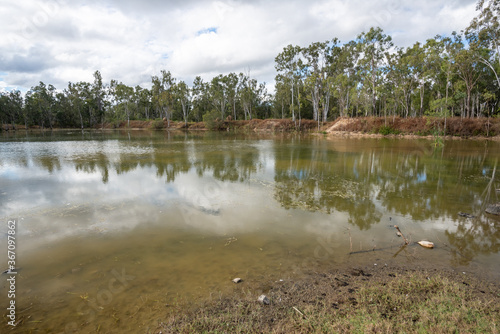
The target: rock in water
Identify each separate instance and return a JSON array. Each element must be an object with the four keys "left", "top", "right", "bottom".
[
  {"left": 458, "top": 212, "right": 475, "bottom": 219},
  {"left": 232, "top": 278, "right": 242, "bottom": 283},
  {"left": 417, "top": 241, "right": 434, "bottom": 249},
  {"left": 486, "top": 203, "right": 500, "bottom": 215},
  {"left": 258, "top": 294, "right": 270, "bottom": 305}
]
